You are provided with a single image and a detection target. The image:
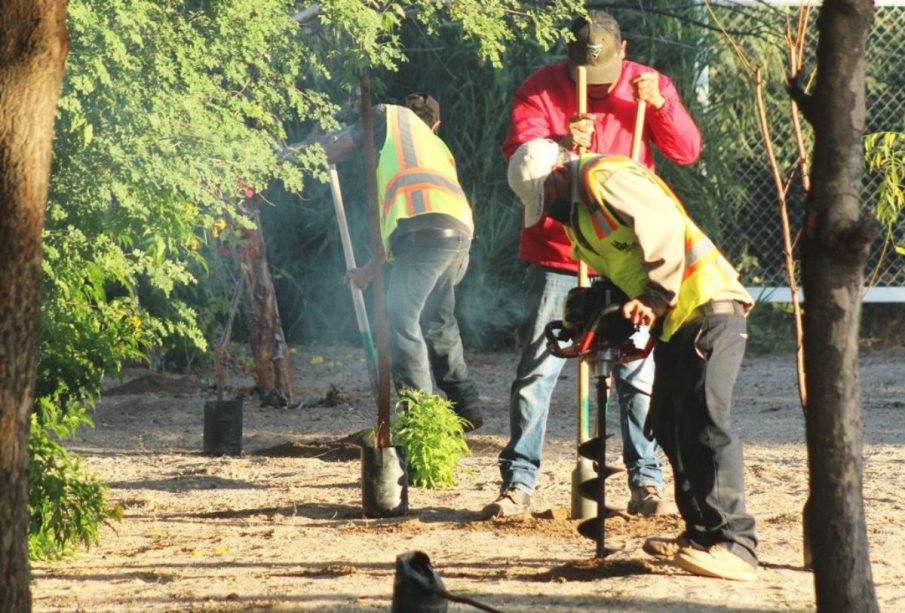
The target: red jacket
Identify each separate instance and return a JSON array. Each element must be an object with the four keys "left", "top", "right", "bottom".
[{"left": 503, "top": 60, "right": 702, "bottom": 272}]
